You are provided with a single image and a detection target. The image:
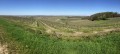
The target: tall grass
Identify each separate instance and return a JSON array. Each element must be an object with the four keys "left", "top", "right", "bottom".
[{"left": 0, "top": 18, "right": 120, "bottom": 54}]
